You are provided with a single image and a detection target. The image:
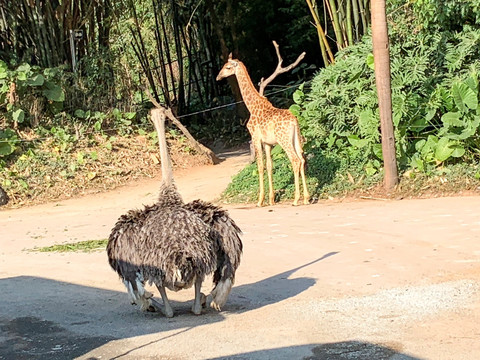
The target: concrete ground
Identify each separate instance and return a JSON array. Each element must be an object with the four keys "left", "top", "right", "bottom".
[{"left": 1, "top": 149, "right": 479, "bottom": 360}]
